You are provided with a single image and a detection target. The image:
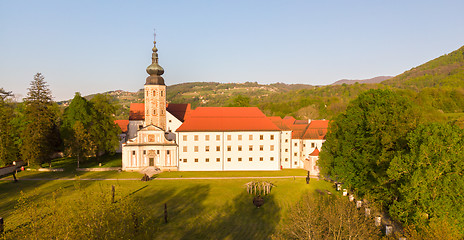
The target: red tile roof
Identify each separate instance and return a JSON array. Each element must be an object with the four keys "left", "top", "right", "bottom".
[
  {"left": 283, "top": 116, "right": 296, "bottom": 127},
  {"left": 129, "top": 103, "right": 144, "bottom": 120},
  {"left": 114, "top": 120, "right": 129, "bottom": 133},
  {"left": 176, "top": 107, "right": 281, "bottom": 132},
  {"left": 166, "top": 103, "right": 191, "bottom": 122},
  {"left": 289, "top": 123, "right": 309, "bottom": 139},
  {"left": 129, "top": 103, "right": 191, "bottom": 122},
  {"left": 309, "top": 147, "right": 320, "bottom": 156},
  {"left": 302, "top": 120, "right": 329, "bottom": 140},
  {"left": 268, "top": 116, "right": 292, "bottom": 131}
]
